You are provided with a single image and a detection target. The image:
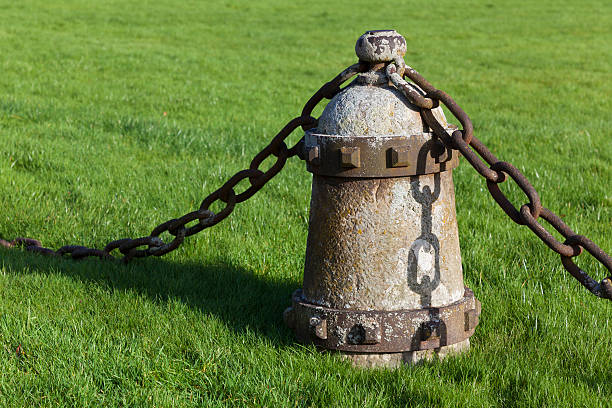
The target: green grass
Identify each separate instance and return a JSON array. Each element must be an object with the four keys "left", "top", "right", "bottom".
[{"left": 0, "top": 0, "right": 610, "bottom": 406}]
